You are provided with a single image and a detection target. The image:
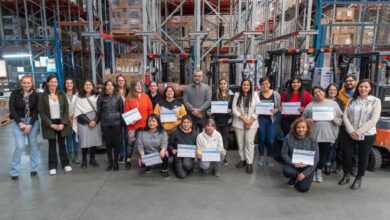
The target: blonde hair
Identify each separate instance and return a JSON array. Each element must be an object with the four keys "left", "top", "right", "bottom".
[
  {"left": 19, "top": 75, "right": 35, "bottom": 91},
  {"left": 127, "top": 80, "right": 142, "bottom": 100},
  {"left": 290, "top": 117, "right": 312, "bottom": 137}
]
